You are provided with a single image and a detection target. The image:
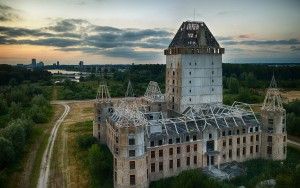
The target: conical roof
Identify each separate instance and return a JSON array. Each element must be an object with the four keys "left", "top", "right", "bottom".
[{"left": 168, "top": 21, "right": 220, "bottom": 48}]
